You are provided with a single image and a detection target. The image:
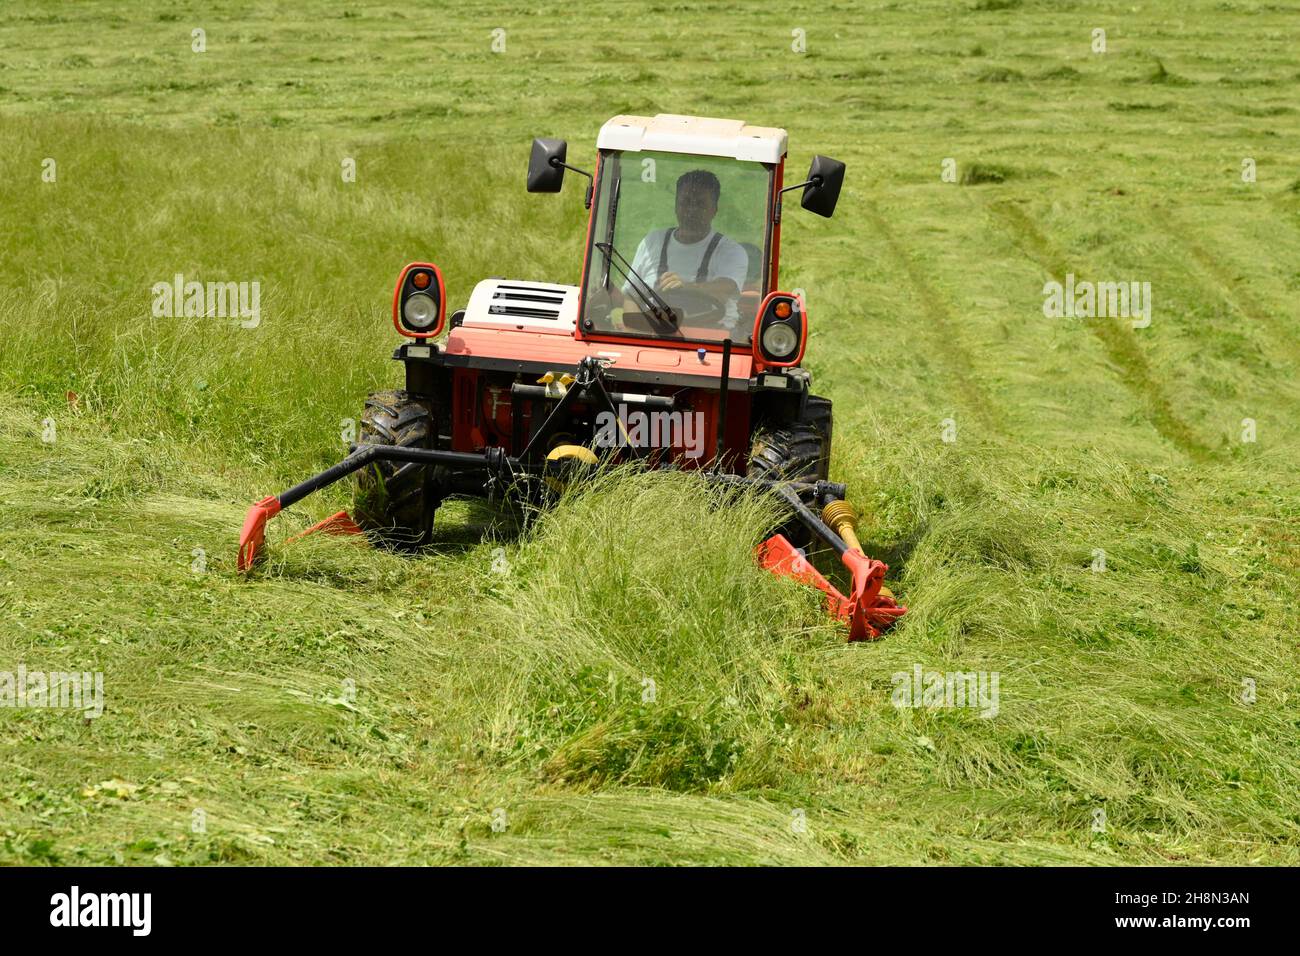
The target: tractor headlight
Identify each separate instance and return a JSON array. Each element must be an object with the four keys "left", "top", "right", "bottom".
[
  {"left": 751, "top": 293, "right": 807, "bottom": 367},
  {"left": 392, "top": 262, "right": 445, "bottom": 339},
  {"left": 761, "top": 322, "right": 798, "bottom": 358},
  {"left": 402, "top": 293, "right": 437, "bottom": 329}
]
